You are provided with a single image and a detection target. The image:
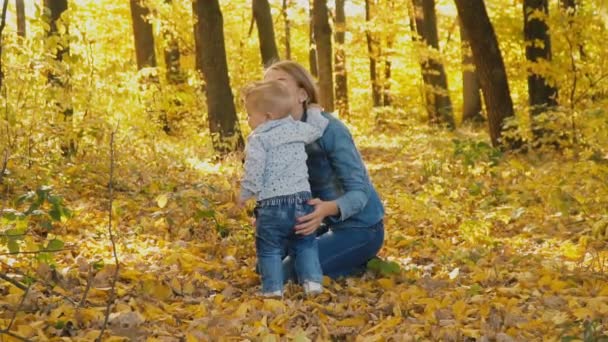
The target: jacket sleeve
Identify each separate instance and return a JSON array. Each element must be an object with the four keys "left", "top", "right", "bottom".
[
  {"left": 296, "top": 109, "right": 329, "bottom": 144},
  {"left": 324, "top": 121, "right": 371, "bottom": 221},
  {"left": 240, "top": 135, "right": 266, "bottom": 202}
]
